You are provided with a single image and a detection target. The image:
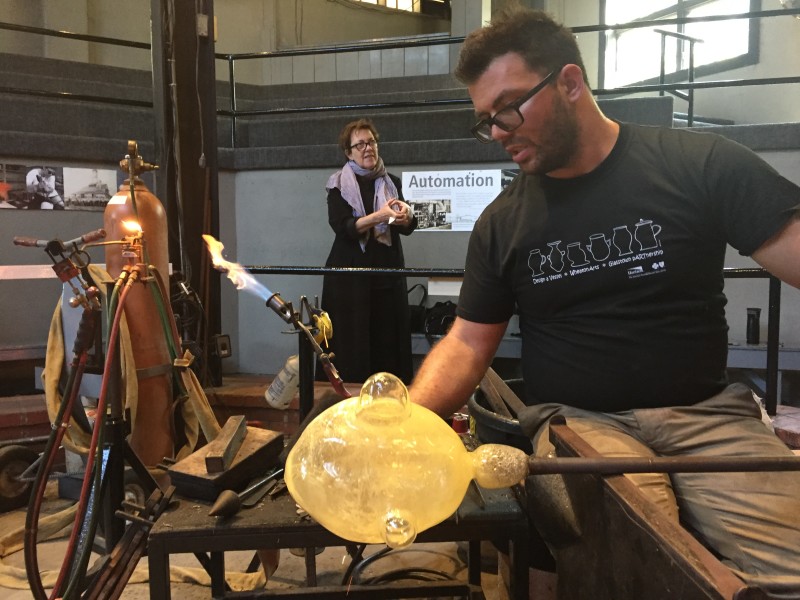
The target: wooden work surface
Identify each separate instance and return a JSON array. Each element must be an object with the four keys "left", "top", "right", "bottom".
[
  {"left": 167, "top": 426, "right": 284, "bottom": 501},
  {"left": 148, "top": 484, "right": 529, "bottom": 600}
]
